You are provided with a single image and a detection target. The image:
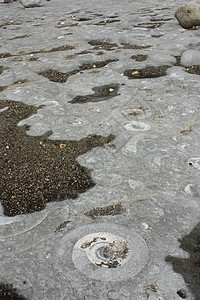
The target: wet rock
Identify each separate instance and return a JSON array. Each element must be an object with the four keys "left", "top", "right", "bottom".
[
  {"left": 175, "top": 2, "right": 200, "bottom": 29},
  {"left": 181, "top": 49, "right": 200, "bottom": 67},
  {"left": 19, "top": 0, "right": 44, "bottom": 8}
]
